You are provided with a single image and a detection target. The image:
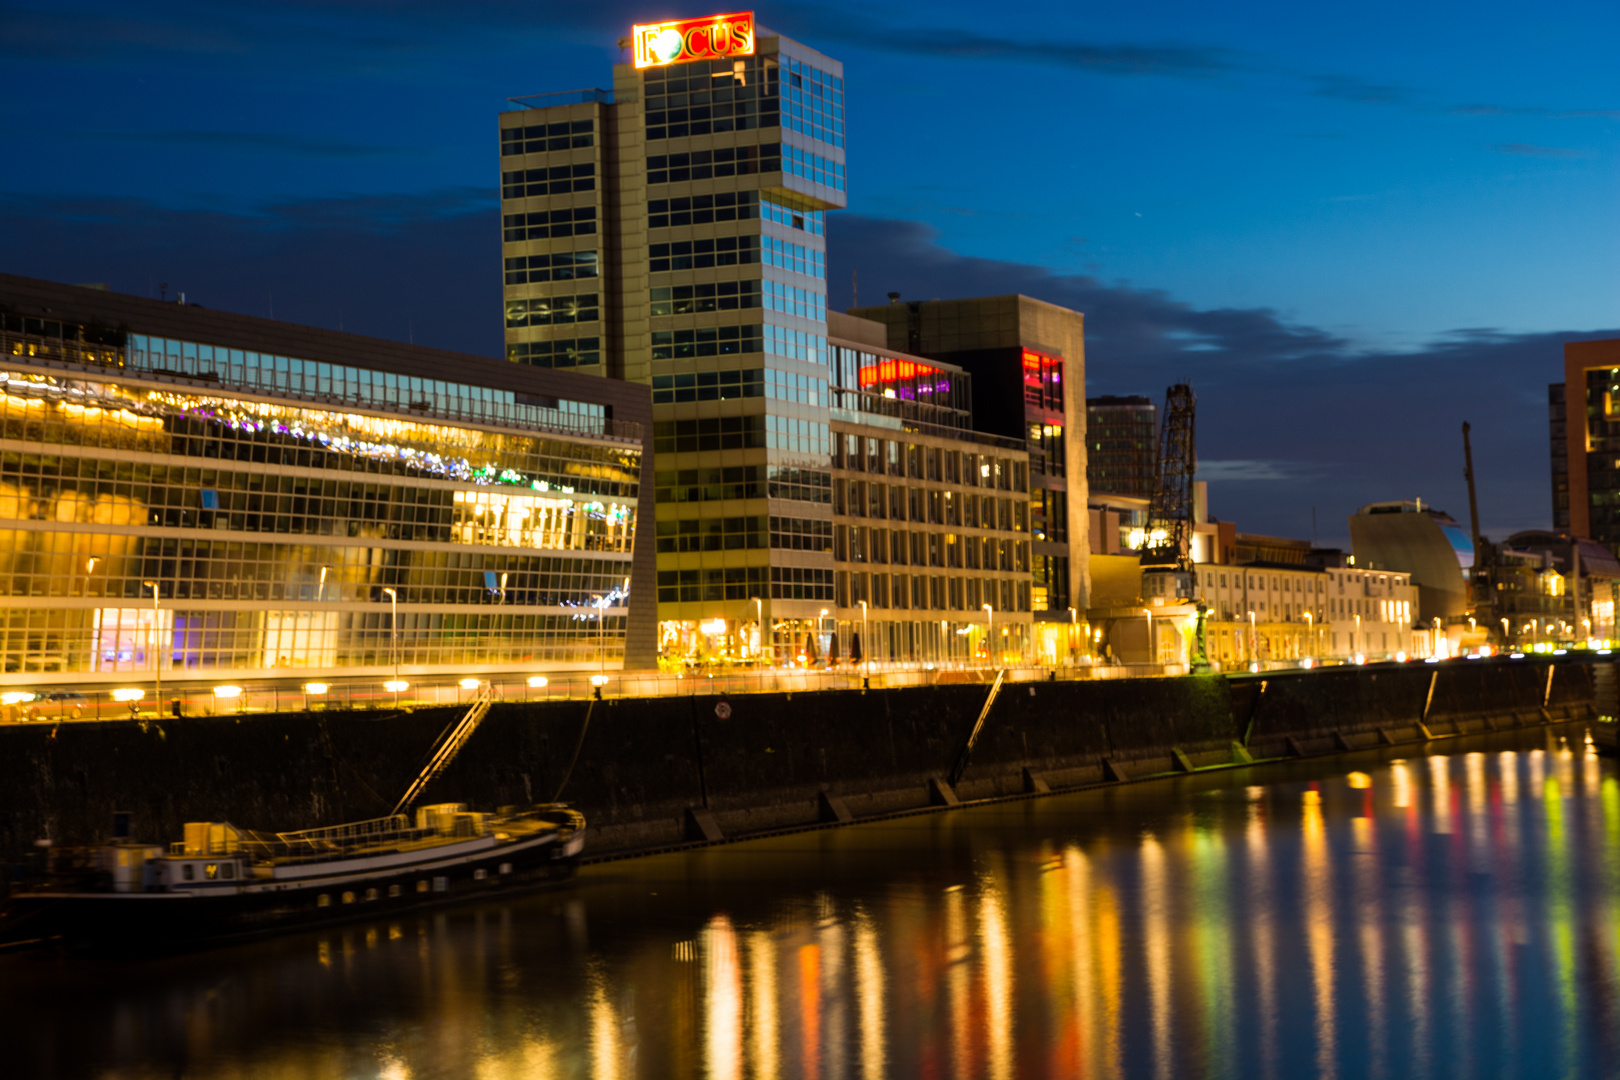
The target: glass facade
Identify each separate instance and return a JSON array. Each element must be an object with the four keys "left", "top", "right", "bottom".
[{"left": 0, "top": 352, "right": 639, "bottom": 679}]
